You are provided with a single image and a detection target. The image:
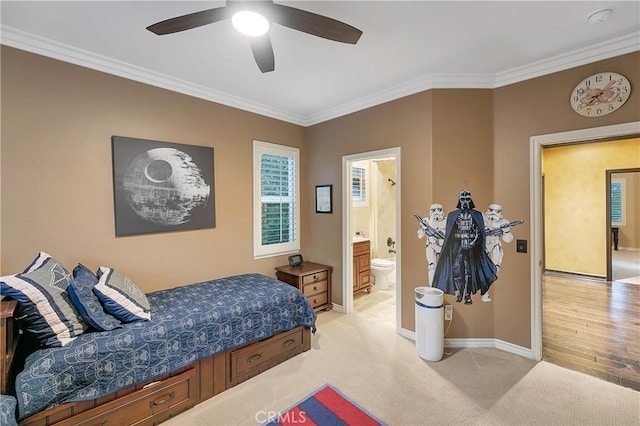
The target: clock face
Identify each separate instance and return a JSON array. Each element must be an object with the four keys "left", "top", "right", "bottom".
[{"left": 570, "top": 72, "right": 631, "bottom": 117}]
